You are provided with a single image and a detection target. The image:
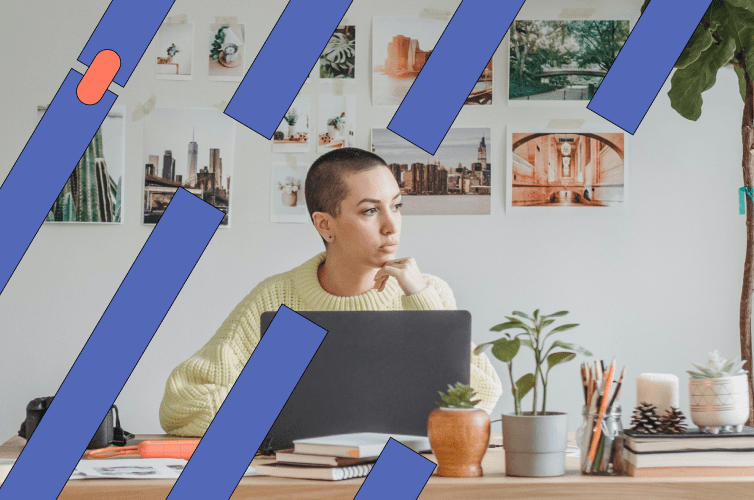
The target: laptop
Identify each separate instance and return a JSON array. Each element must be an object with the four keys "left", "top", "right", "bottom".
[{"left": 258, "top": 310, "right": 471, "bottom": 453}]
